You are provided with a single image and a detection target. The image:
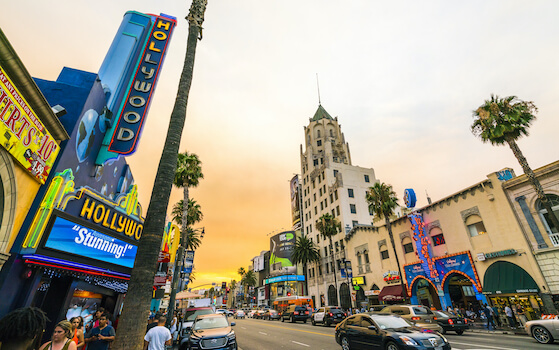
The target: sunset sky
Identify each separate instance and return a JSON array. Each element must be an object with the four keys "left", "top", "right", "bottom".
[{"left": 3, "top": 1, "right": 559, "bottom": 288}]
